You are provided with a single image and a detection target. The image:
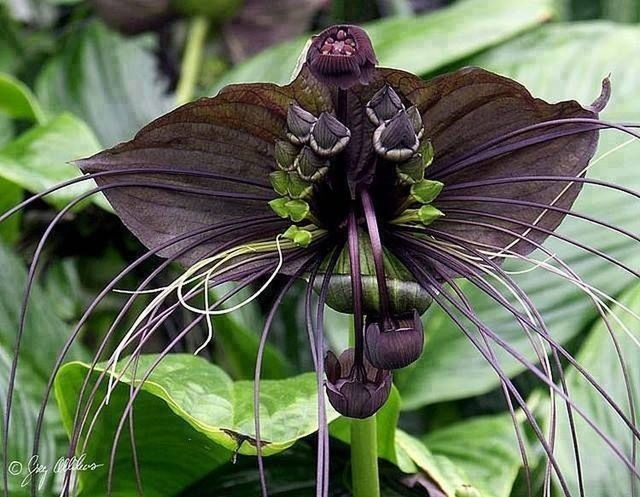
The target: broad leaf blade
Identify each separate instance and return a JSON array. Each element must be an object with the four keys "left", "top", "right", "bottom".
[
  {"left": 553, "top": 283, "right": 640, "bottom": 496},
  {"left": 36, "top": 21, "right": 173, "bottom": 147},
  {"left": 0, "top": 113, "right": 108, "bottom": 211}
]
